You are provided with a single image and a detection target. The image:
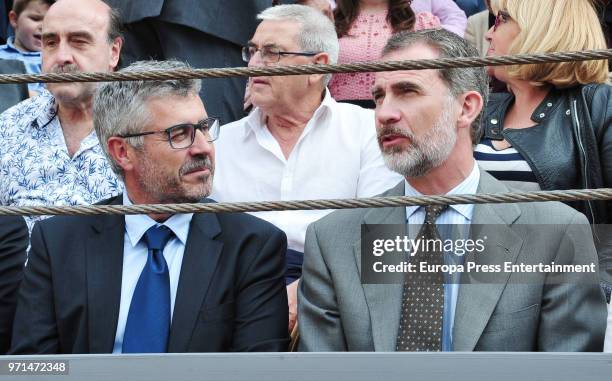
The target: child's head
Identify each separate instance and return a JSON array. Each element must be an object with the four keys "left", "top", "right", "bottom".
[{"left": 9, "top": 0, "right": 55, "bottom": 52}]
